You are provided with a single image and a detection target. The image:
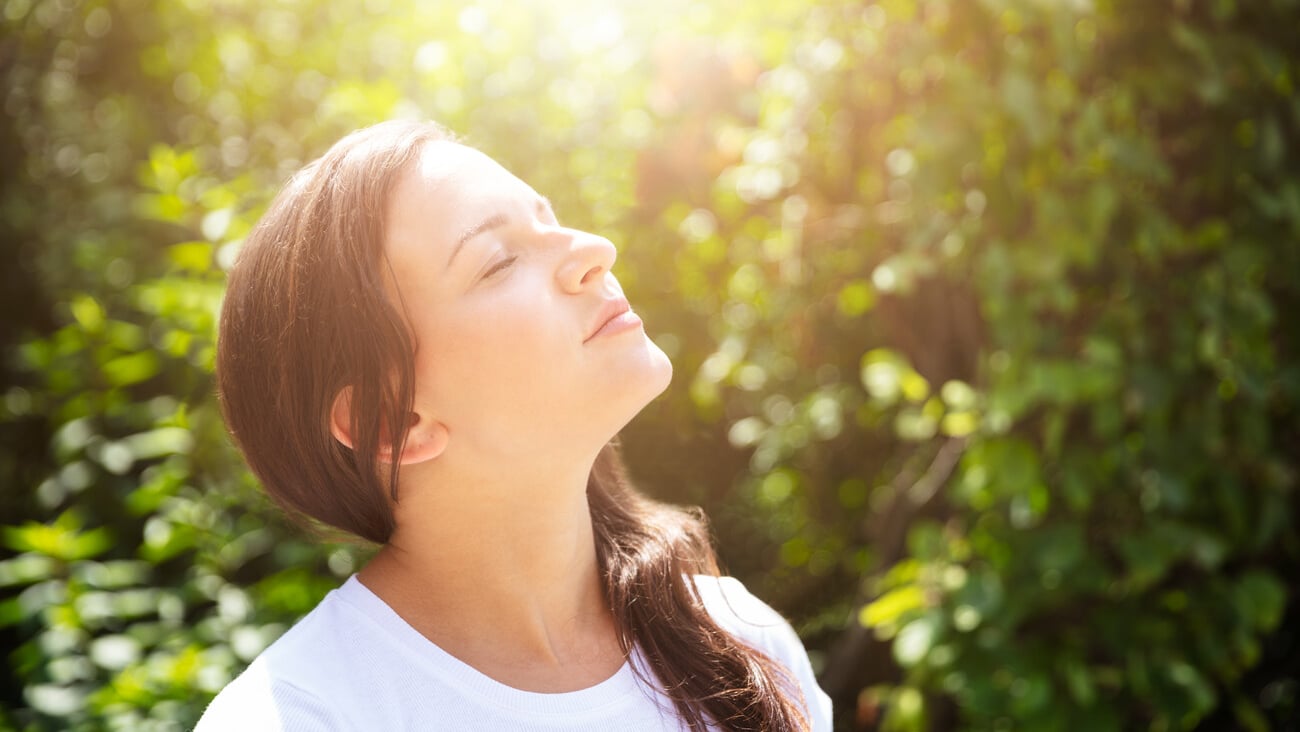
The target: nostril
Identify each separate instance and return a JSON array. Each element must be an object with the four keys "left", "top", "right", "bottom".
[{"left": 580, "top": 264, "right": 604, "bottom": 286}]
